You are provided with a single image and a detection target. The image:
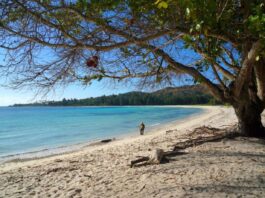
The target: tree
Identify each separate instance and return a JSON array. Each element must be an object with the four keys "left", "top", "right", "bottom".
[{"left": 0, "top": 0, "right": 265, "bottom": 137}]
